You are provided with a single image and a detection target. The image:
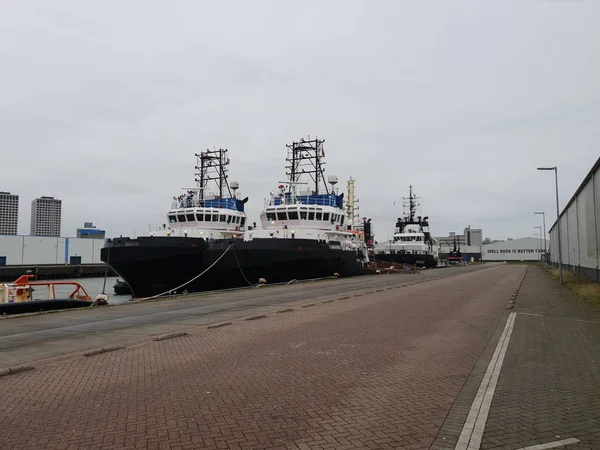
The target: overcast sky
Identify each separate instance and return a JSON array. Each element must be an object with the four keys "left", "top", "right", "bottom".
[{"left": 1, "top": 0, "right": 598, "bottom": 241}]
